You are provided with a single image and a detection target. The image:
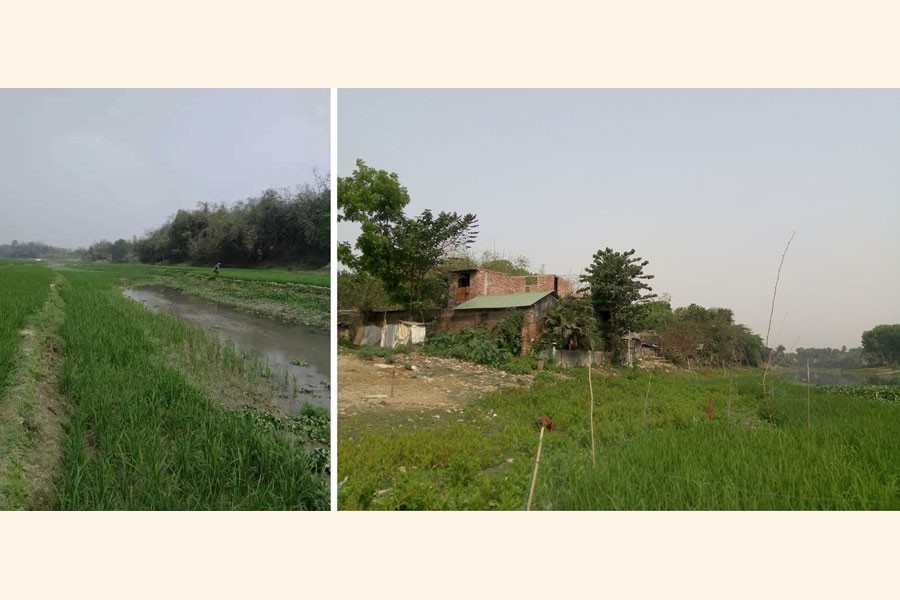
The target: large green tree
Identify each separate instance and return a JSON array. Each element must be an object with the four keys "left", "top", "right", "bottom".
[
  {"left": 862, "top": 324, "right": 900, "bottom": 365},
  {"left": 109, "top": 238, "right": 130, "bottom": 263},
  {"left": 579, "top": 248, "right": 656, "bottom": 358},
  {"left": 338, "top": 159, "right": 478, "bottom": 316}
]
